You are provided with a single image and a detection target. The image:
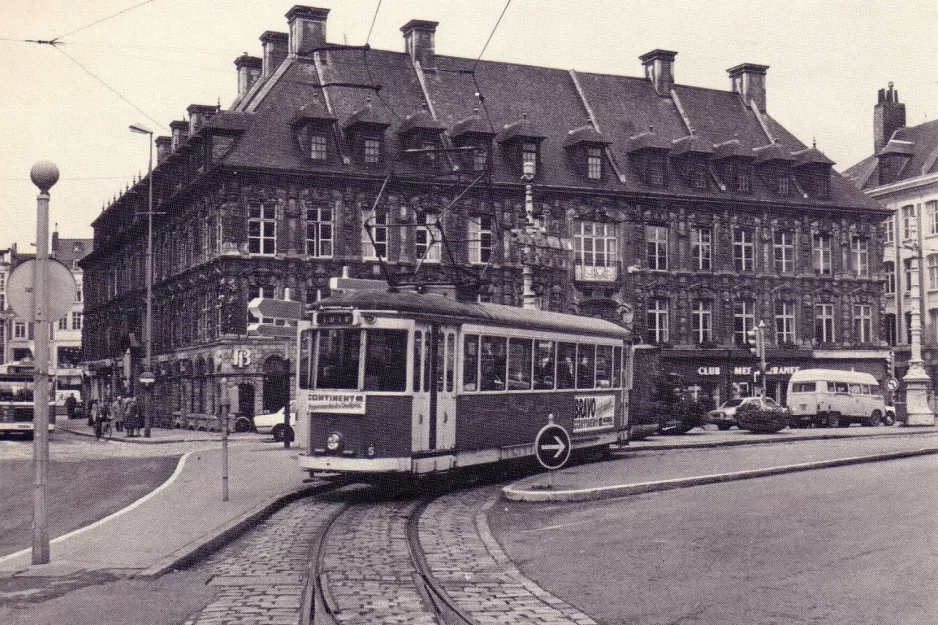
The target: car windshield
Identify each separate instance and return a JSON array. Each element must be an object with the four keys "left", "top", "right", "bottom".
[
  {"left": 762, "top": 397, "right": 780, "bottom": 407},
  {"left": 722, "top": 399, "right": 745, "bottom": 408}
]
